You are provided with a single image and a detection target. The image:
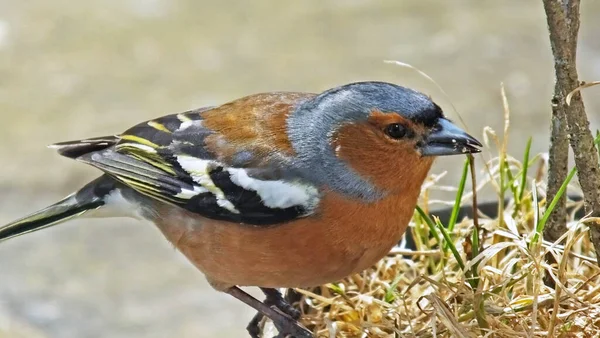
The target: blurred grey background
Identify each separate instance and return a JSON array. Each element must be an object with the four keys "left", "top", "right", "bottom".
[{"left": 0, "top": 1, "right": 599, "bottom": 337}]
